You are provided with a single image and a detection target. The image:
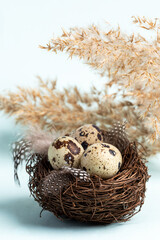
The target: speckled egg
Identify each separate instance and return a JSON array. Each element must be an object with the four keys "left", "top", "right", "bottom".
[
  {"left": 80, "top": 143, "right": 122, "bottom": 179},
  {"left": 70, "top": 124, "right": 103, "bottom": 150},
  {"left": 48, "top": 136, "right": 84, "bottom": 170}
]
